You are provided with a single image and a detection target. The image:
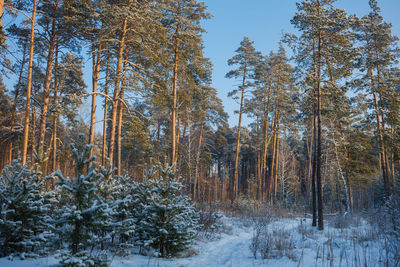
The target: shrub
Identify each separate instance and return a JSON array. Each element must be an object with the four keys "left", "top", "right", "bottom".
[
  {"left": 198, "top": 208, "right": 224, "bottom": 240},
  {"left": 250, "top": 218, "right": 296, "bottom": 261}
]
